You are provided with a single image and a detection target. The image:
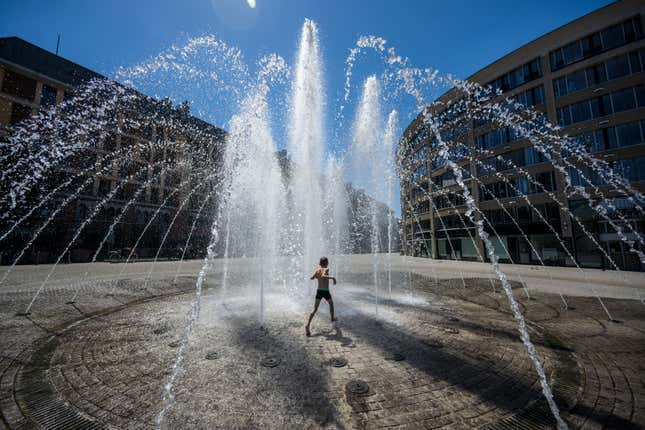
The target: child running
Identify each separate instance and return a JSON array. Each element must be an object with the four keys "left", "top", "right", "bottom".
[{"left": 305, "top": 256, "right": 337, "bottom": 337}]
